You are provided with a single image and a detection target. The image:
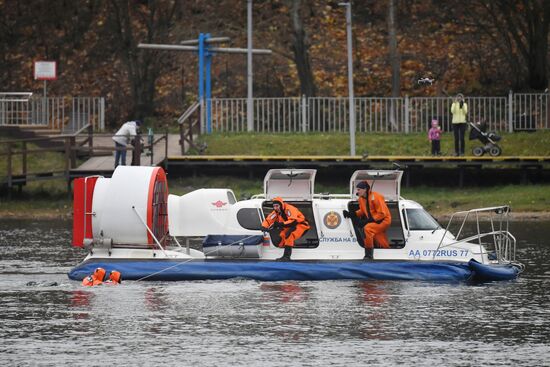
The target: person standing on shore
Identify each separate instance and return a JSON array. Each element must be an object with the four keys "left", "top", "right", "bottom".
[
  {"left": 450, "top": 94, "right": 468, "bottom": 156},
  {"left": 112, "top": 120, "right": 142, "bottom": 168}
]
